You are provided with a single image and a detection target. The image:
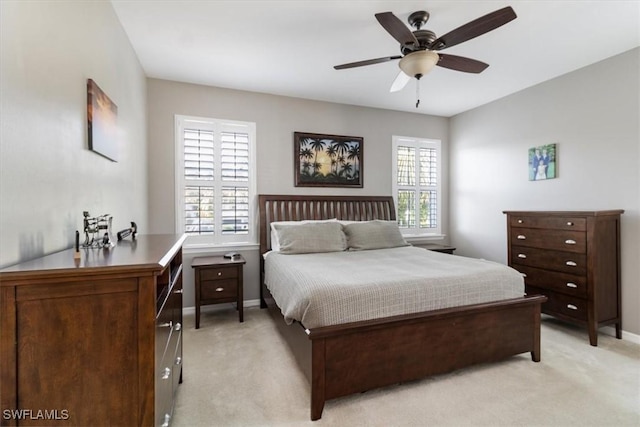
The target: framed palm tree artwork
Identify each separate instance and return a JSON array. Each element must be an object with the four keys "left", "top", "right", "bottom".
[{"left": 294, "top": 132, "right": 363, "bottom": 187}]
